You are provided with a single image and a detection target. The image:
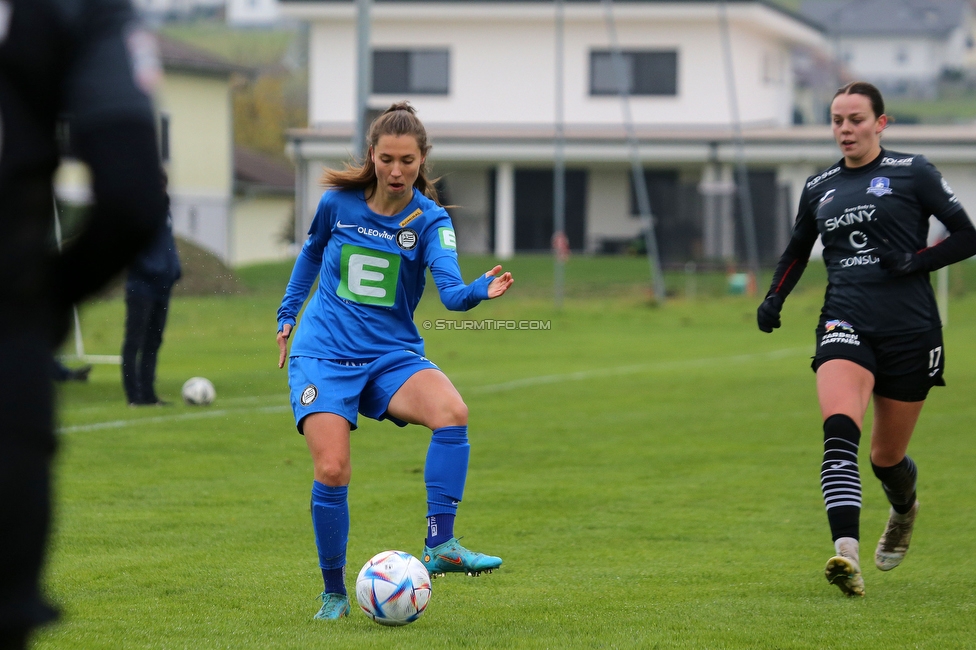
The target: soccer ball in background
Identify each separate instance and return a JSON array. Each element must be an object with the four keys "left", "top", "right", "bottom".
[
  {"left": 356, "top": 550, "right": 432, "bottom": 626},
  {"left": 181, "top": 377, "right": 216, "bottom": 406}
]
